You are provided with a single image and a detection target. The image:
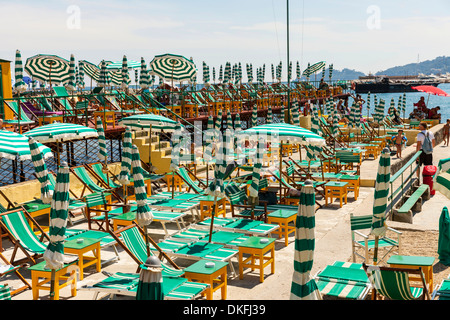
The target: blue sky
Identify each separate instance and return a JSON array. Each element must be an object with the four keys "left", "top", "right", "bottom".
[{"left": 1, "top": 0, "right": 449, "bottom": 80}]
